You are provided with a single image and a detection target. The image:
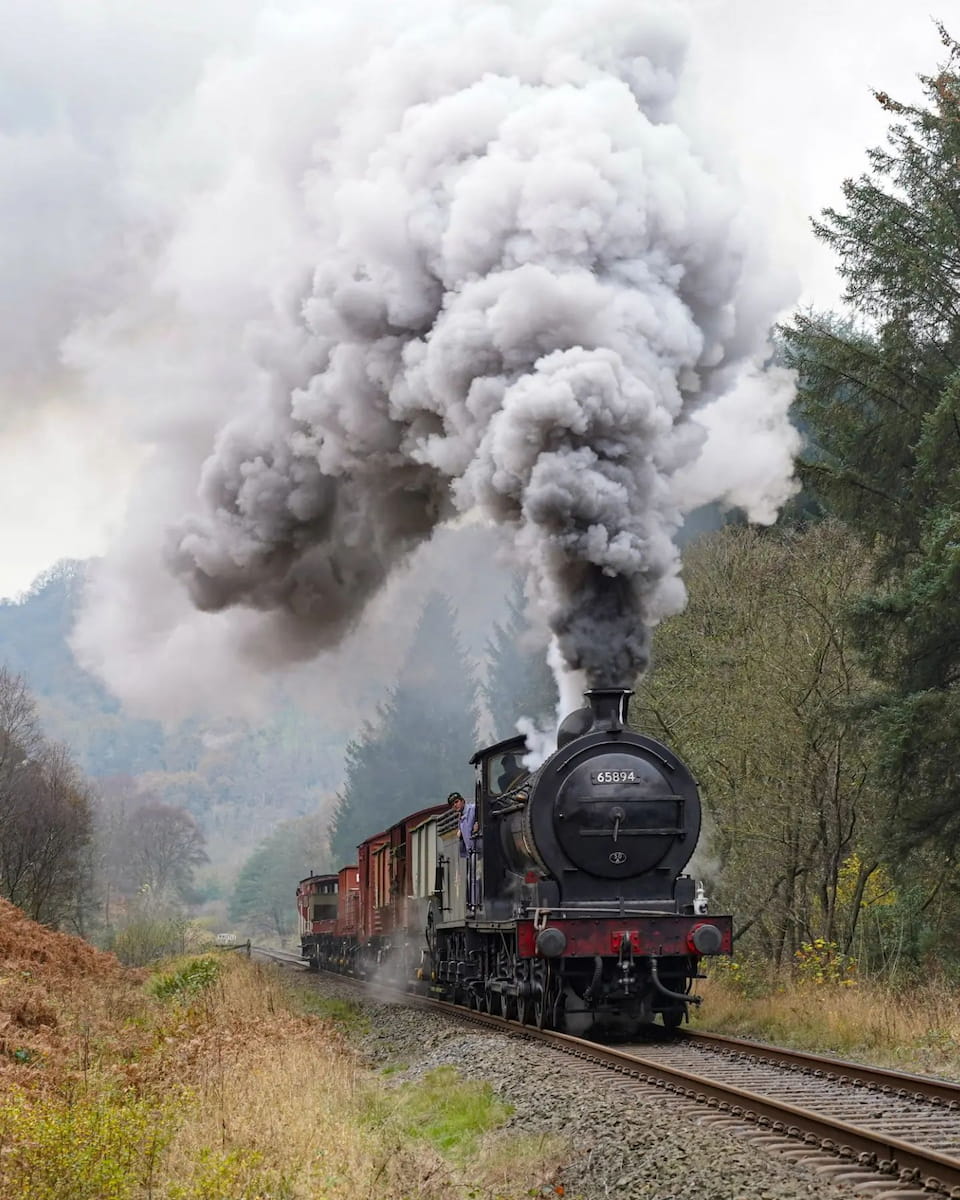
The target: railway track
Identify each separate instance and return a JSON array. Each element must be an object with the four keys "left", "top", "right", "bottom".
[{"left": 252, "top": 947, "right": 960, "bottom": 1197}]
